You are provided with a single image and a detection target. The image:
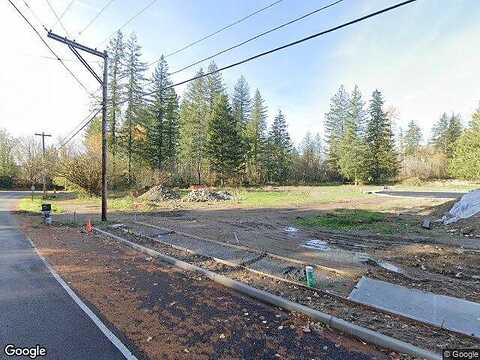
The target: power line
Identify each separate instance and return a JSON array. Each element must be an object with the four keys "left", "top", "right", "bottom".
[
  {"left": 21, "top": 0, "right": 47, "bottom": 31},
  {"left": 78, "top": 0, "right": 115, "bottom": 38},
  {"left": 156, "top": 0, "right": 285, "bottom": 62},
  {"left": 52, "top": 0, "right": 75, "bottom": 29},
  {"left": 8, "top": 0, "right": 94, "bottom": 97},
  {"left": 45, "top": 0, "right": 71, "bottom": 38},
  {"left": 58, "top": 108, "right": 102, "bottom": 148},
  {"left": 59, "top": 107, "right": 102, "bottom": 144},
  {"left": 144, "top": 0, "right": 418, "bottom": 97},
  {"left": 170, "top": 0, "right": 344, "bottom": 76},
  {"left": 97, "top": 0, "right": 159, "bottom": 47}
]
